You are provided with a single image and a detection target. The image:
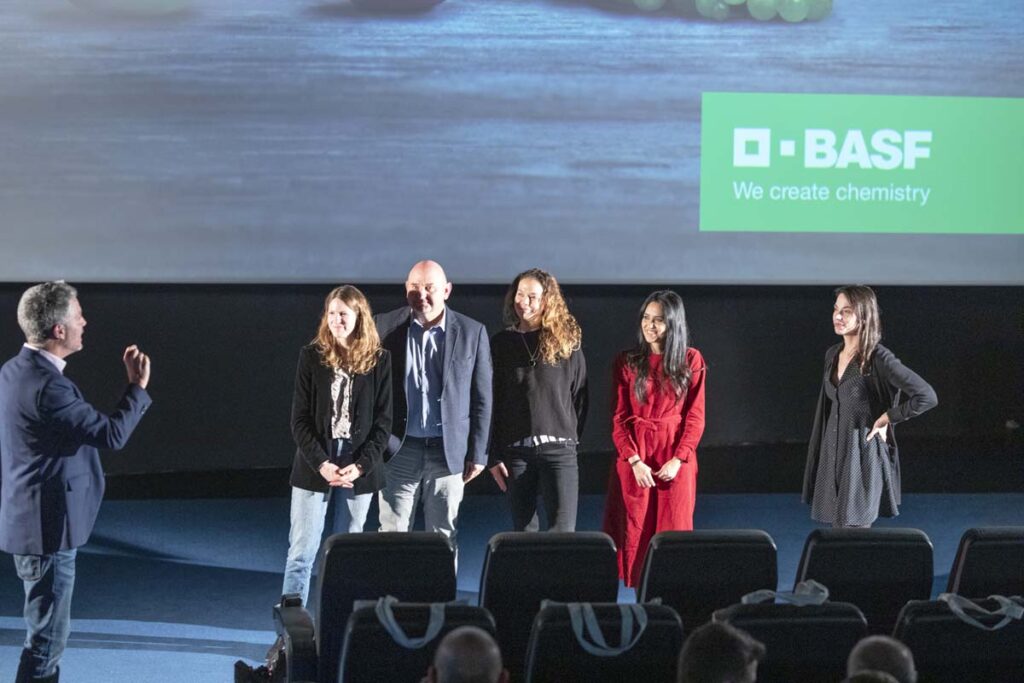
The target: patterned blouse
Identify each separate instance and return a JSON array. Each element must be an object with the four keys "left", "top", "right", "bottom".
[{"left": 330, "top": 367, "right": 353, "bottom": 440}]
